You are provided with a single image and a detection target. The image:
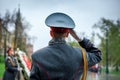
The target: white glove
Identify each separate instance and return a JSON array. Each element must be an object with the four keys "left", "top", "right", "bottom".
[
  {"left": 76, "top": 32, "right": 84, "bottom": 41},
  {"left": 18, "top": 67, "right": 22, "bottom": 71},
  {"left": 70, "top": 29, "right": 84, "bottom": 42}
]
